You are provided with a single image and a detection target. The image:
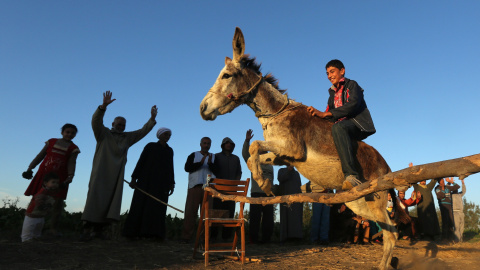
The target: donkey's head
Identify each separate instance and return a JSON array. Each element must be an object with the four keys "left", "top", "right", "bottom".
[{"left": 200, "top": 27, "right": 262, "bottom": 120}]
